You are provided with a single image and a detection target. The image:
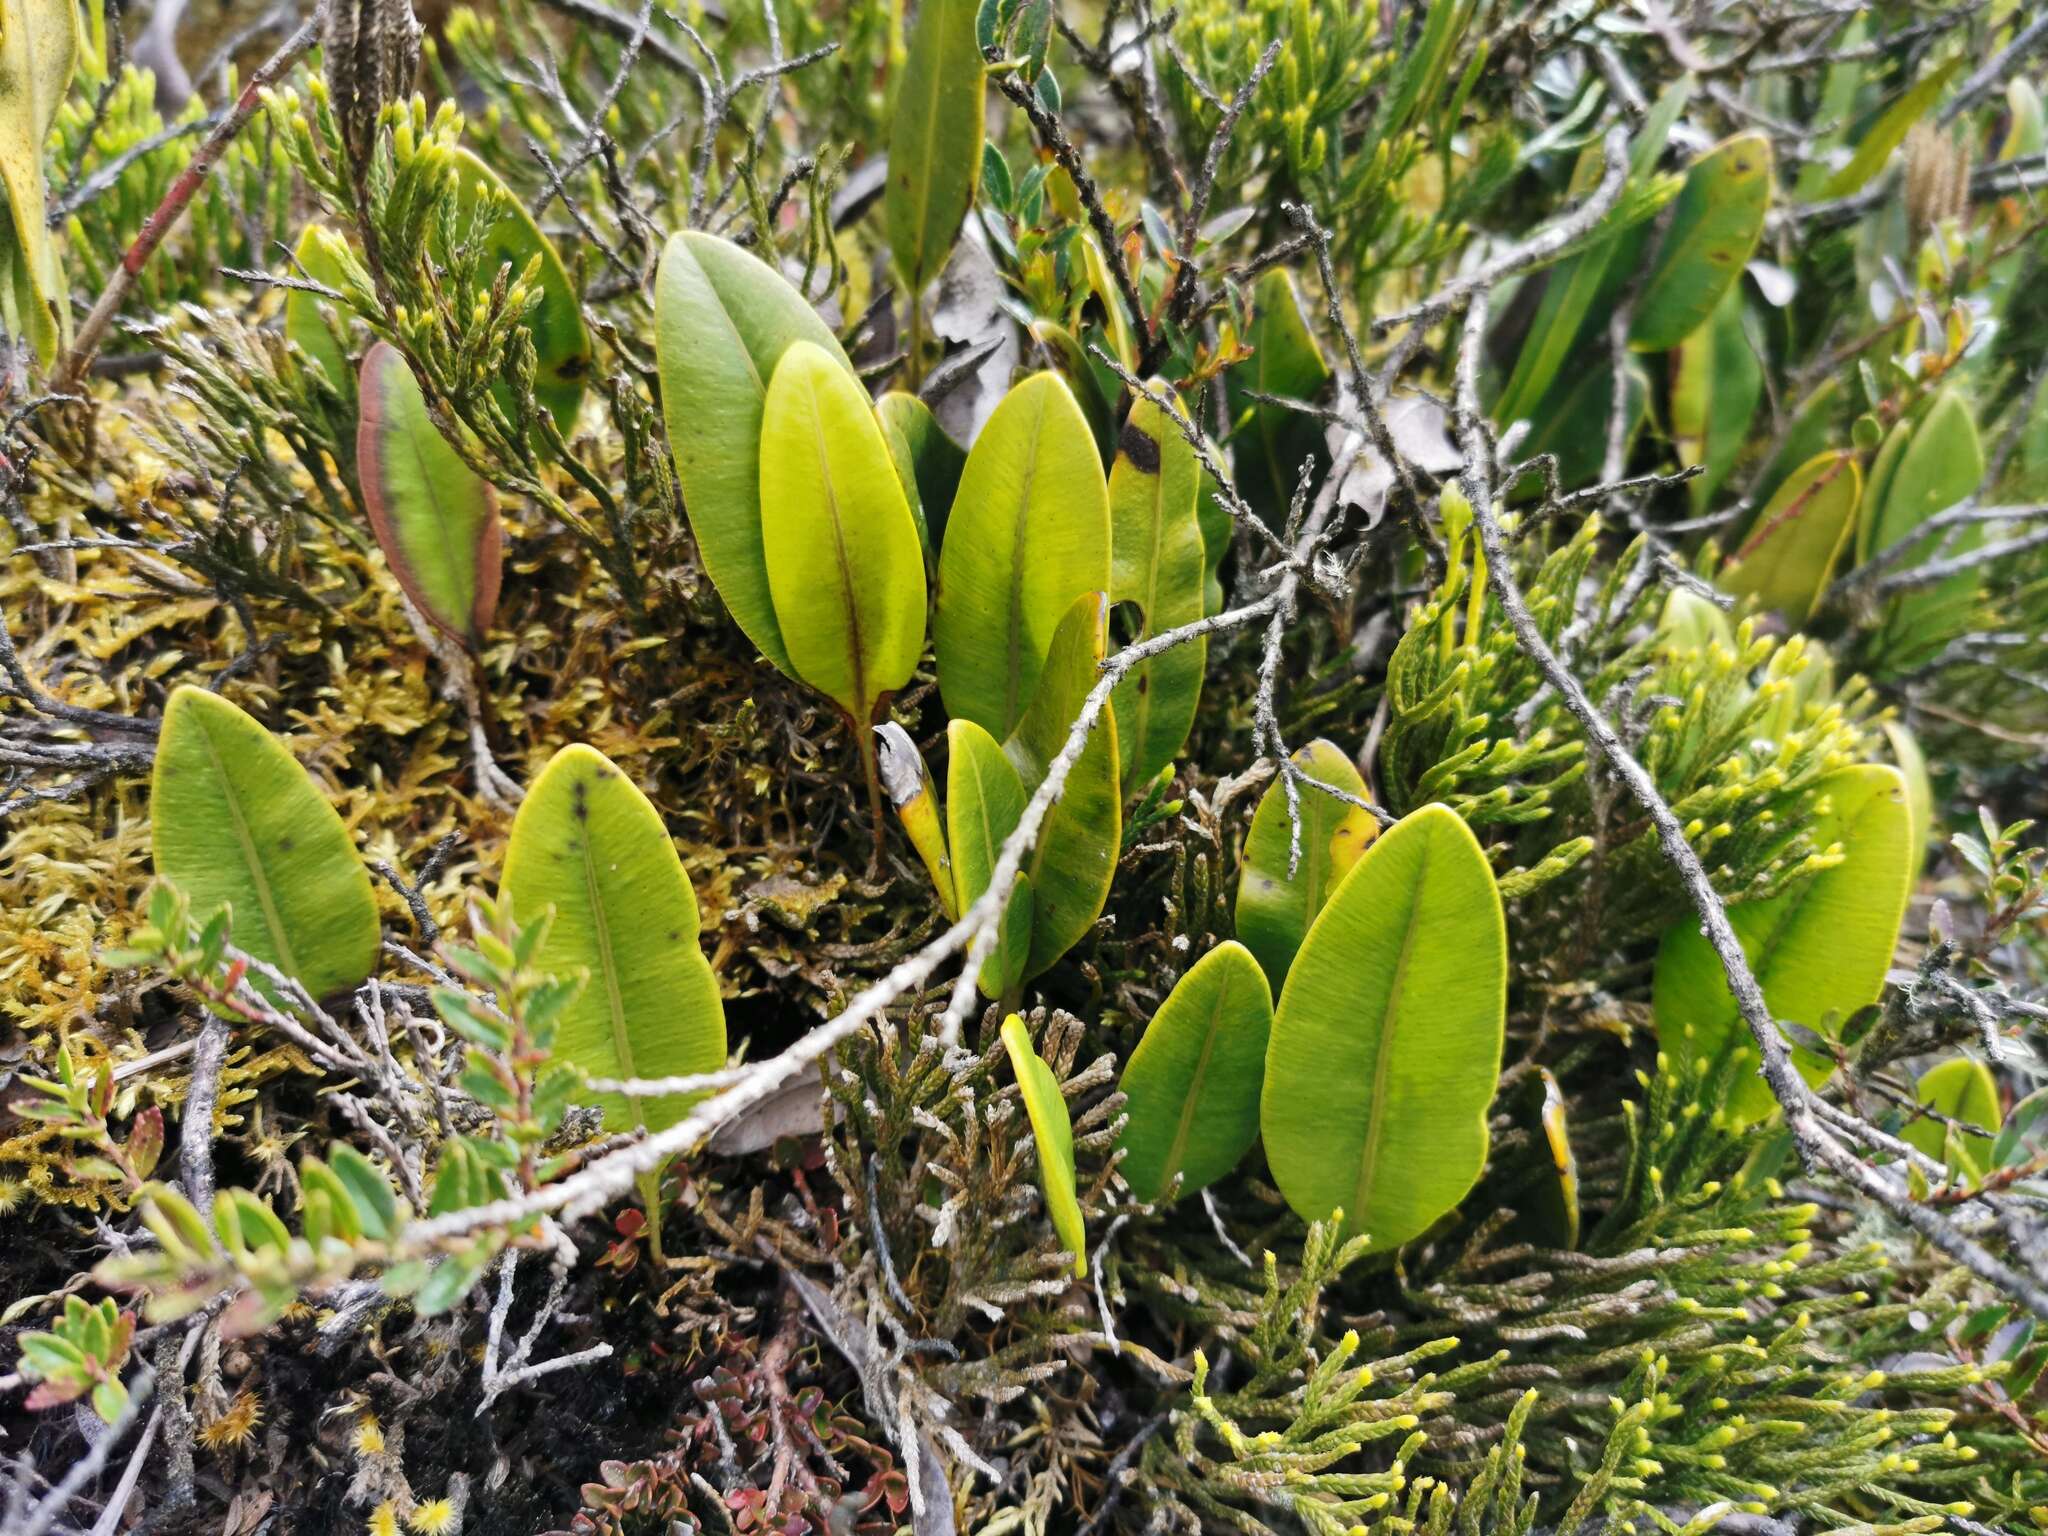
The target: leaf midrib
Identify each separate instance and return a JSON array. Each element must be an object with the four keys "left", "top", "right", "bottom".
[
  {"left": 1349, "top": 842, "right": 1430, "bottom": 1230},
  {"left": 1159, "top": 963, "right": 1233, "bottom": 1192},
  {"left": 195, "top": 711, "right": 302, "bottom": 981},
  {"left": 578, "top": 819, "right": 648, "bottom": 1135},
  {"left": 805, "top": 380, "right": 872, "bottom": 719},
  {"left": 1002, "top": 386, "right": 1048, "bottom": 731}
]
